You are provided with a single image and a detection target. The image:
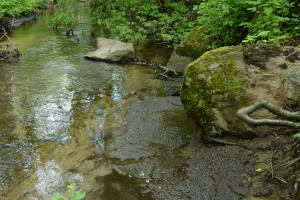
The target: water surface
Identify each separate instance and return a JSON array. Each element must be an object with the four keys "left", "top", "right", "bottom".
[{"left": 0, "top": 4, "right": 171, "bottom": 199}]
